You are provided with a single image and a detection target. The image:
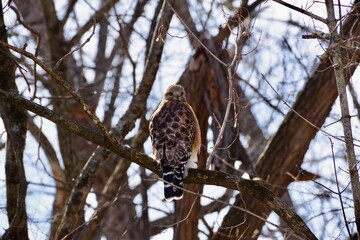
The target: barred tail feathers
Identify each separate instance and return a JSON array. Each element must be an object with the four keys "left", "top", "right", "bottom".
[{"left": 162, "top": 164, "right": 184, "bottom": 201}]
